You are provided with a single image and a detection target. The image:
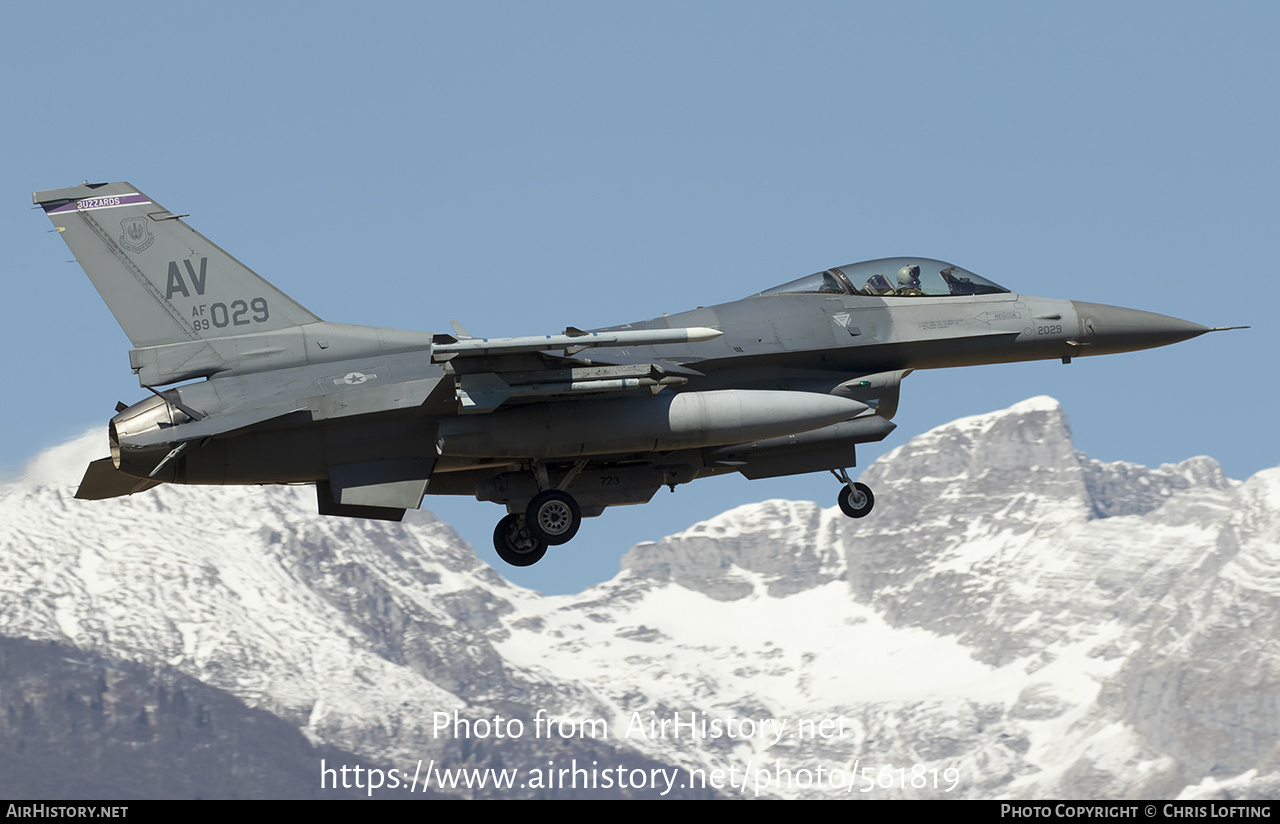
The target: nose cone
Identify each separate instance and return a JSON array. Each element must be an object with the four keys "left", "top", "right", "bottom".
[{"left": 1071, "top": 301, "right": 1210, "bottom": 354}]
